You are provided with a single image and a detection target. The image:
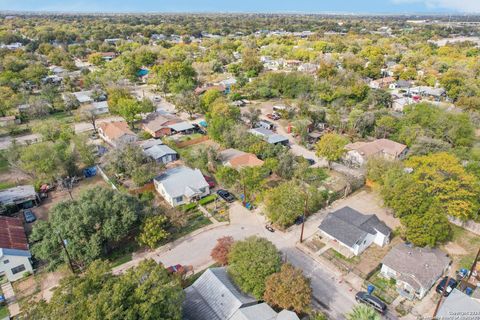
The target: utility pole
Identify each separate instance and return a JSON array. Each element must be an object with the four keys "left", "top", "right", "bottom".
[
  {"left": 300, "top": 190, "right": 308, "bottom": 243},
  {"left": 433, "top": 276, "right": 450, "bottom": 319},
  {"left": 57, "top": 233, "right": 75, "bottom": 274}
]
